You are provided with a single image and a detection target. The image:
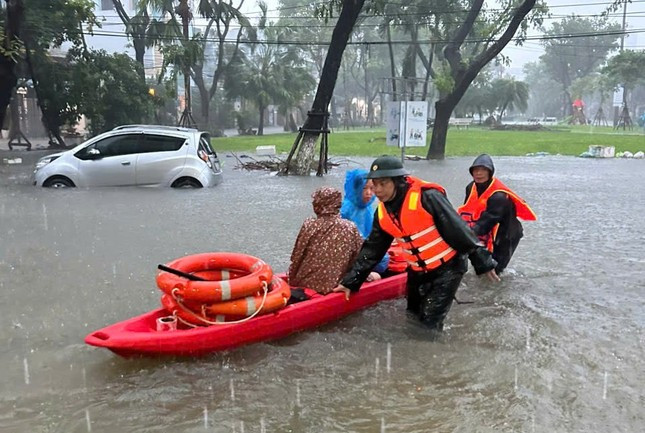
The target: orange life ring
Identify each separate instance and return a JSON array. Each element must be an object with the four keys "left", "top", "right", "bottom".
[
  {"left": 161, "top": 276, "right": 291, "bottom": 326},
  {"left": 201, "top": 275, "right": 291, "bottom": 317},
  {"left": 191, "top": 269, "right": 249, "bottom": 281},
  {"left": 156, "top": 252, "right": 272, "bottom": 303}
]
